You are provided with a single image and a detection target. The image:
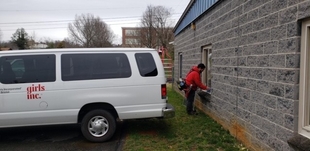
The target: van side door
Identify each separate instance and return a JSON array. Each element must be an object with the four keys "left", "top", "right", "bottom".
[{"left": 0, "top": 54, "right": 57, "bottom": 127}]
